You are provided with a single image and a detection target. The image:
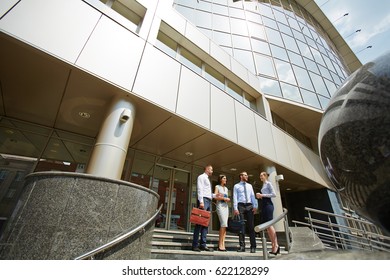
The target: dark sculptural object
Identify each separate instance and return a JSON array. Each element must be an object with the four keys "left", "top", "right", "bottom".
[{"left": 319, "top": 52, "right": 390, "bottom": 233}]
